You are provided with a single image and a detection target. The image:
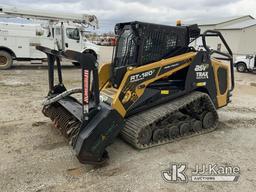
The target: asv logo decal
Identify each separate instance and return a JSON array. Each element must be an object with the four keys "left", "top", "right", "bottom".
[
  {"left": 195, "top": 64, "right": 209, "bottom": 80},
  {"left": 130, "top": 69, "right": 155, "bottom": 82}
]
